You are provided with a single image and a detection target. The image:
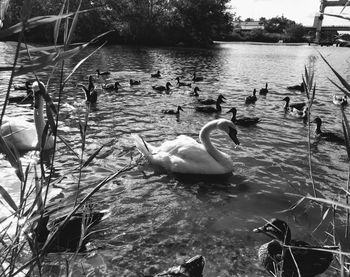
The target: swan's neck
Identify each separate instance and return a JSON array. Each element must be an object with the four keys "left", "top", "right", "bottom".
[
  {"left": 34, "top": 96, "right": 46, "bottom": 146},
  {"left": 199, "top": 121, "right": 230, "bottom": 166}
]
